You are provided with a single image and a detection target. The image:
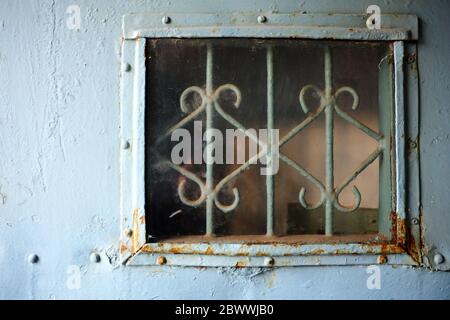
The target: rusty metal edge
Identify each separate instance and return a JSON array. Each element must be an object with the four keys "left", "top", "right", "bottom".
[
  {"left": 126, "top": 251, "right": 417, "bottom": 267},
  {"left": 123, "top": 13, "right": 418, "bottom": 40}
]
